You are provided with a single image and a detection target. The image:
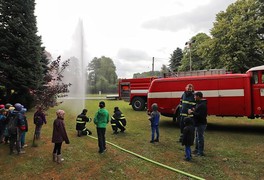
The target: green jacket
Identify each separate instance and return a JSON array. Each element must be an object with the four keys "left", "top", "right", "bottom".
[{"left": 94, "top": 108, "right": 109, "bottom": 128}]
